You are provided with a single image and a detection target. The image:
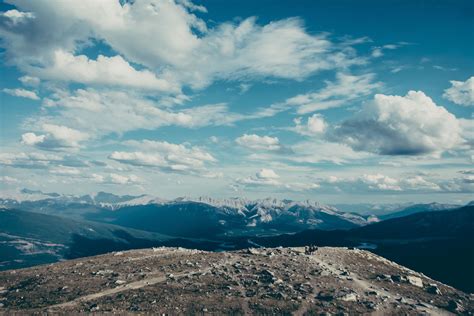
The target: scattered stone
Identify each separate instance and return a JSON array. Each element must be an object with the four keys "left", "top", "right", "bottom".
[
  {"left": 407, "top": 276, "right": 423, "bottom": 288},
  {"left": 258, "top": 269, "right": 276, "bottom": 283},
  {"left": 95, "top": 269, "right": 114, "bottom": 276},
  {"left": 0, "top": 246, "right": 471, "bottom": 314},
  {"left": 426, "top": 284, "right": 441, "bottom": 295},
  {"left": 376, "top": 274, "right": 392, "bottom": 282},
  {"left": 317, "top": 291, "right": 335, "bottom": 301},
  {"left": 391, "top": 275, "right": 407, "bottom": 283},
  {"left": 339, "top": 293, "right": 357, "bottom": 302},
  {"left": 447, "top": 299, "right": 464, "bottom": 313},
  {"left": 396, "top": 297, "right": 408, "bottom": 304},
  {"left": 89, "top": 304, "right": 100, "bottom": 312}
]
